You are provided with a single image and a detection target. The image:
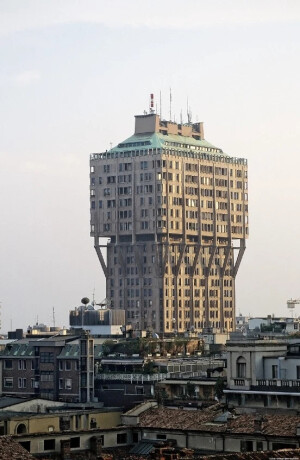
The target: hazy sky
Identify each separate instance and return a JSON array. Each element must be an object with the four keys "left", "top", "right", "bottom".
[{"left": 0, "top": 0, "right": 300, "bottom": 333}]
